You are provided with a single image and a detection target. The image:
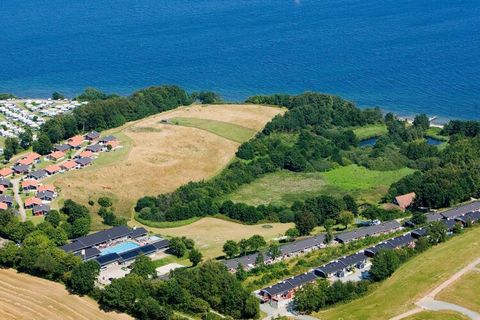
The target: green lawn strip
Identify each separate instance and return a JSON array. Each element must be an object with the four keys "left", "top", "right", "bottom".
[
  {"left": 152, "top": 255, "right": 191, "bottom": 268},
  {"left": 224, "top": 165, "right": 415, "bottom": 206},
  {"left": 403, "top": 311, "right": 469, "bottom": 320},
  {"left": 425, "top": 127, "right": 449, "bottom": 142},
  {"left": 169, "top": 117, "right": 256, "bottom": 143},
  {"left": 353, "top": 124, "right": 388, "bottom": 140},
  {"left": 316, "top": 226, "right": 480, "bottom": 320},
  {"left": 134, "top": 214, "right": 201, "bottom": 228},
  {"left": 436, "top": 269, "right": 480, "bottom": 314}
]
